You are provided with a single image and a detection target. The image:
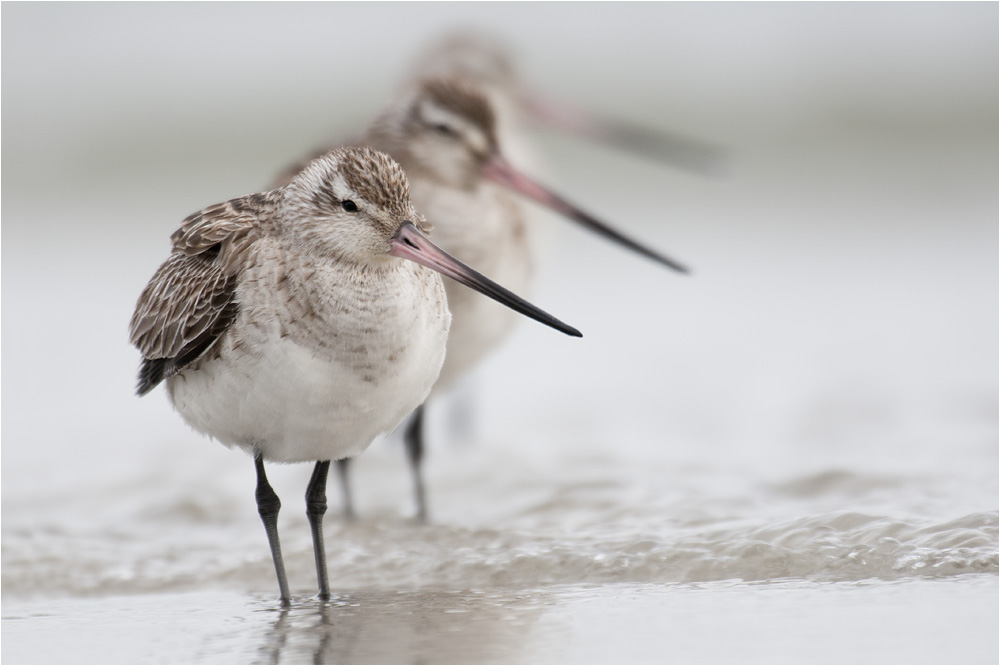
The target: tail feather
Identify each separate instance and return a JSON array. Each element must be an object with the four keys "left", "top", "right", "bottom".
[{"left": 136, "top": 358, "right": 169, "bottom": 396}]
